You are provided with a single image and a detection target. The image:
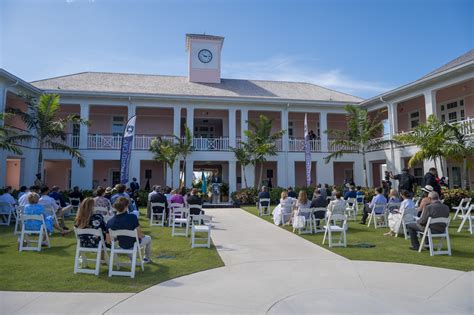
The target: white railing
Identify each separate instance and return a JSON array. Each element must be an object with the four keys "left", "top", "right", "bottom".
[
  {"left": 275, "top": 139, "right": 282, "bottom": 151},
  {"left": 367, "top": 135, "right": 392, "bottom": 151},
  {"left": 134, "top": 135, "right": 174, "bottom": 150},
  {"left": 288, "top": 138, "right": 321, "bottom": 152},
  {"left": 44, "top": 134, "right": 79, "bottom": 149},
  {"left": 193, "top": 137, "right": 230, "bottom": 151},
  {"left": 328, "top": 139, "right": 358, "bottom": 152},
  {"left": 88, "top": 134, "right": 122, "bottom": 150},
  {"left": 455, "top": 117, "right": 473, "bottom": 136}
]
